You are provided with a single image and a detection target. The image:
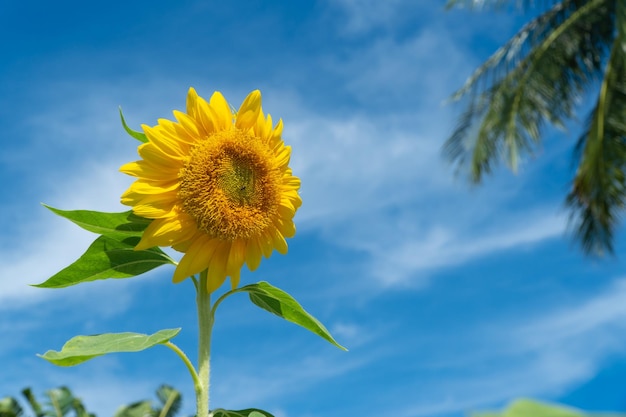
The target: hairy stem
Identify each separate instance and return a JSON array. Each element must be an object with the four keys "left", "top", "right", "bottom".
[
  {"left": 163, "top": 341, "right": 200, "bottom": 390},
  {"left": 196, "top": 270, "right": 213, "bottom": 417}
]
